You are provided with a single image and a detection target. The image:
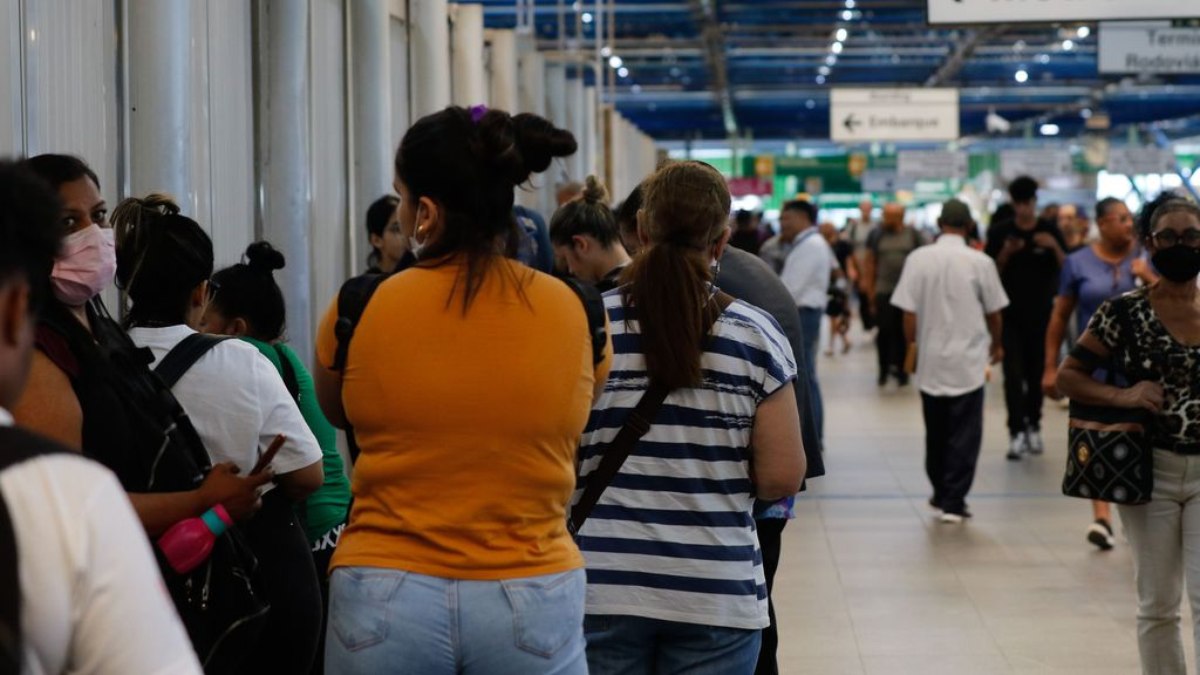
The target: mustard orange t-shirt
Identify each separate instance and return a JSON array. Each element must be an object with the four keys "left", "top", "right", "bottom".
[{"left": 316, "top": 258, "right": 611, "bottom": 580}]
